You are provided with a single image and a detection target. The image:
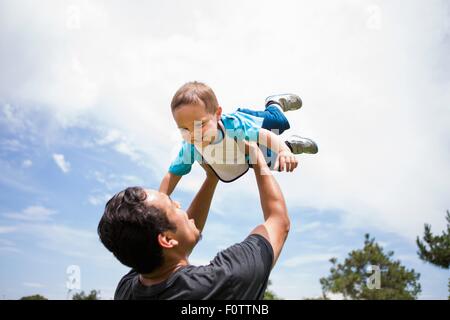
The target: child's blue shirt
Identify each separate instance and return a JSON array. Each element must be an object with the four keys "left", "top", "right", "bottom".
[{"left": 168, "top": 111, "right": 264, "bottom": 176}]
